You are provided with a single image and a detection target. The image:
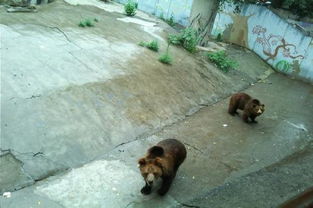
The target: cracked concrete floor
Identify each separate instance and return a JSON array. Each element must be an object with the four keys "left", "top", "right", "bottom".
[{"left": 1, "top": 1, "right": 313, "bottom": 208}]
